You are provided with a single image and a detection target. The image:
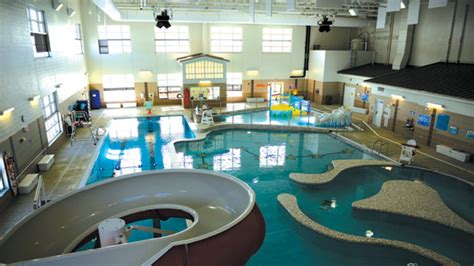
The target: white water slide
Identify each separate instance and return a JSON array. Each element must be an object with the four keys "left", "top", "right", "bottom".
[{"left": 0, "top": 170, "right": 265, "bottom": 265}]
